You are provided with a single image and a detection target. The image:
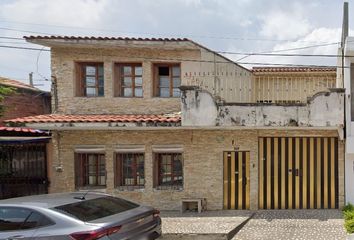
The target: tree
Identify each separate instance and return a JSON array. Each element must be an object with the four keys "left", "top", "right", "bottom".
[{"left": 0, "top": 85, "right": 14, "bottom": 117}]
